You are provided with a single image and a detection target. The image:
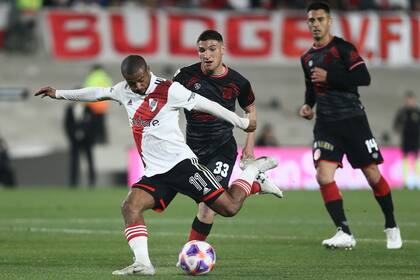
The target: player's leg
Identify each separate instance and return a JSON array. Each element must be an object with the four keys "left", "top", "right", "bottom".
[
  {"left": 312, "top": 121, "right": 355, "bottom": 248},
  {"left": 361, "top": 164, "right": 402, "bottom": 249},
  {"left": 346, "top": 115, "right": 401, "bottom": 249},
  {"left": 112, "top": 188, "right": 156, "bottom": 275},
  {"left": 316, "top": 161, "right": 356, "bottom": 249},
  {"left": 207, "top": 156, "right": 278, "bottom": 216},
  {"left": 188, "top": 203, "right": 215, "bottom": 241},
  {"left": 113, "top": 174, "right": 178, "bottom": 276},
  {"left": 188, "top": 148, "right": 237, "bottom": 241}
]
